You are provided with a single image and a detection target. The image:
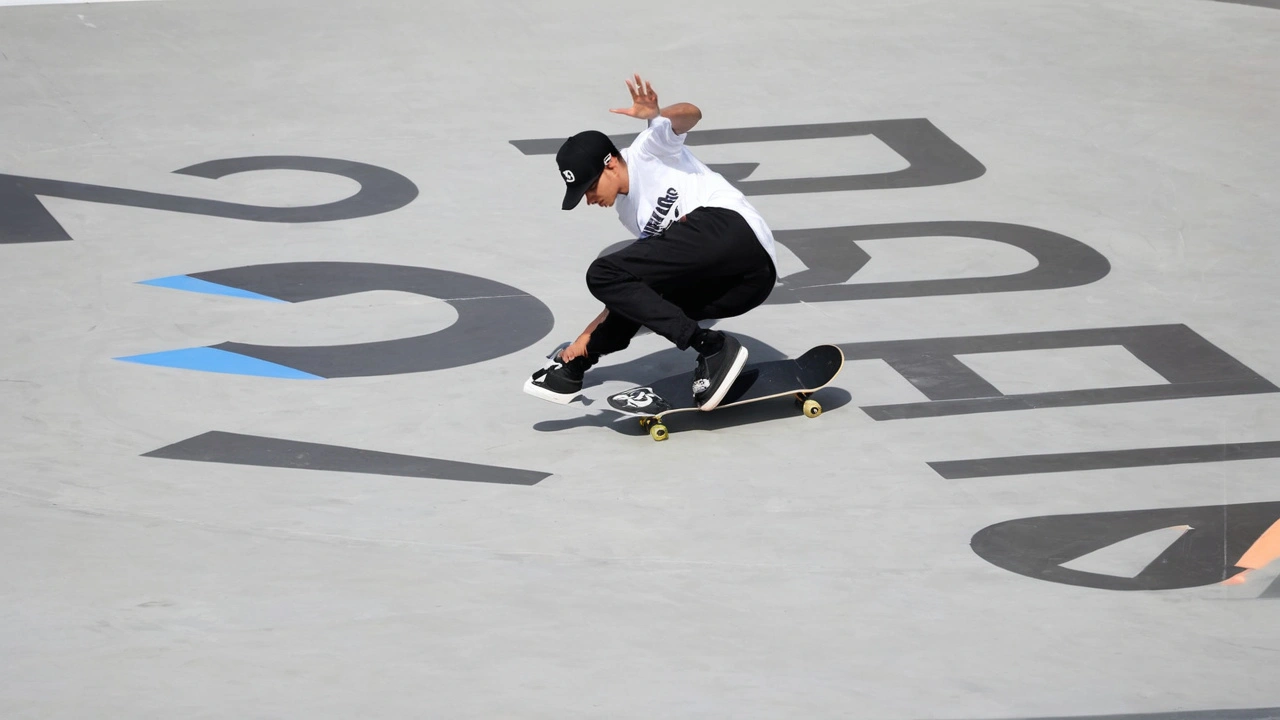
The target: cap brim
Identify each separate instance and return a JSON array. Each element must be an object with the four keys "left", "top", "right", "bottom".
[
  {"left": 561, "top": 183, "right": 588, "bottom": 211},
  {"left": 560, "top": 166, "right": 604, "bottom": 210}
]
